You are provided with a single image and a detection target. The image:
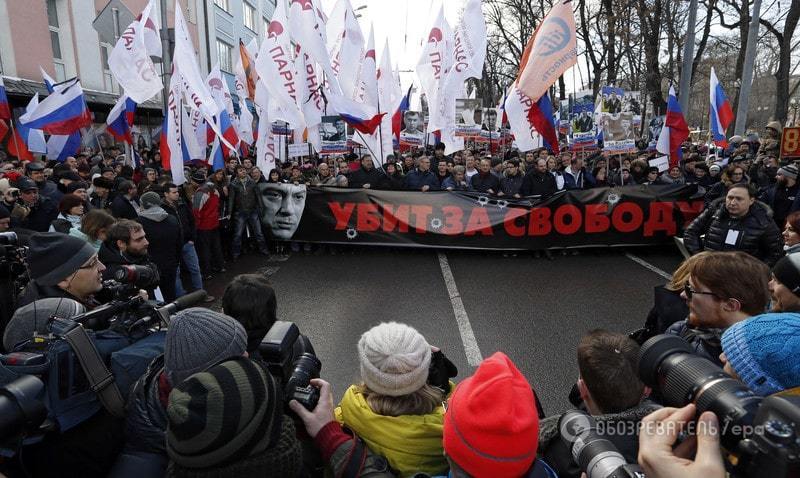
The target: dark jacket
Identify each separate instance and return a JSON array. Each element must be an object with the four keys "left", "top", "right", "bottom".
[
  {"left": 403, "top": 169, "right": 440, "bottom": 191},
  {"left": 17, "top": 281, "right": 96, "bottom": 308},
  {"left": 349, "top": 166, "right": 386, "bottom": 189},
  {"left": 111, "top": 195, "right": 139, "bottom": 220},
  {"left": 137, "top": 207, "right": 183, "bottom": 274},
  {"left": 763, "top": 182, "right": 800, "bottom": 228},
  {"left": 562, "top": 167, "right": 596, "bottom": 190},
  {"left": 163, "top": 199, "right": 196, "bottom": 244},
  {"left": 683, "top": 198, "right": 783, "bottom": 266},
  {"left": 90, "top": 193, "right": 111, "bottom": 211},
  {"left": 537, "top": 400, "right": 662, "bottom": 478},
  {"left": 121, "top": 355, "right": 169, "bottom": 470},
  {"left": 521, "top": 170, "right": 558, "bottom": 197},
  {"left": 36, "top": 179, "right": 62, "bottom": 203},
  {"left": 470, "top": 171, "right": 501, "bottom": 193},
  {"left": 500, "top": 173, "right": 524, "bottom": 197},
  {"left": 227, "top": 176, "right": 260, "bottom": 214},
  {"left": 644, "top": 285, "right": 689, "bottom": 337},
  {"left": 441, "top": 176, "right": 470, "bottom": 191},
  {"left": 11, "top": 197, "right": 59, "bottom": 232},
  {"left": 665, "top": 320, "right": 724, "bottom": 366}
]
